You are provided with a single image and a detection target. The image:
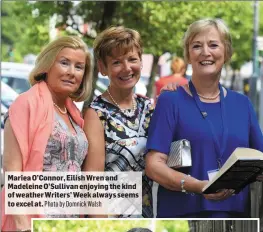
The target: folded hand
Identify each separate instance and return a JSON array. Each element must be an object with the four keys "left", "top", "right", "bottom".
[
  {"left": 256, "top": 174, "right": 263, "bottom": 182},
  {"left": 203, "top": 189, "right": 235, "bottom": 201}
]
